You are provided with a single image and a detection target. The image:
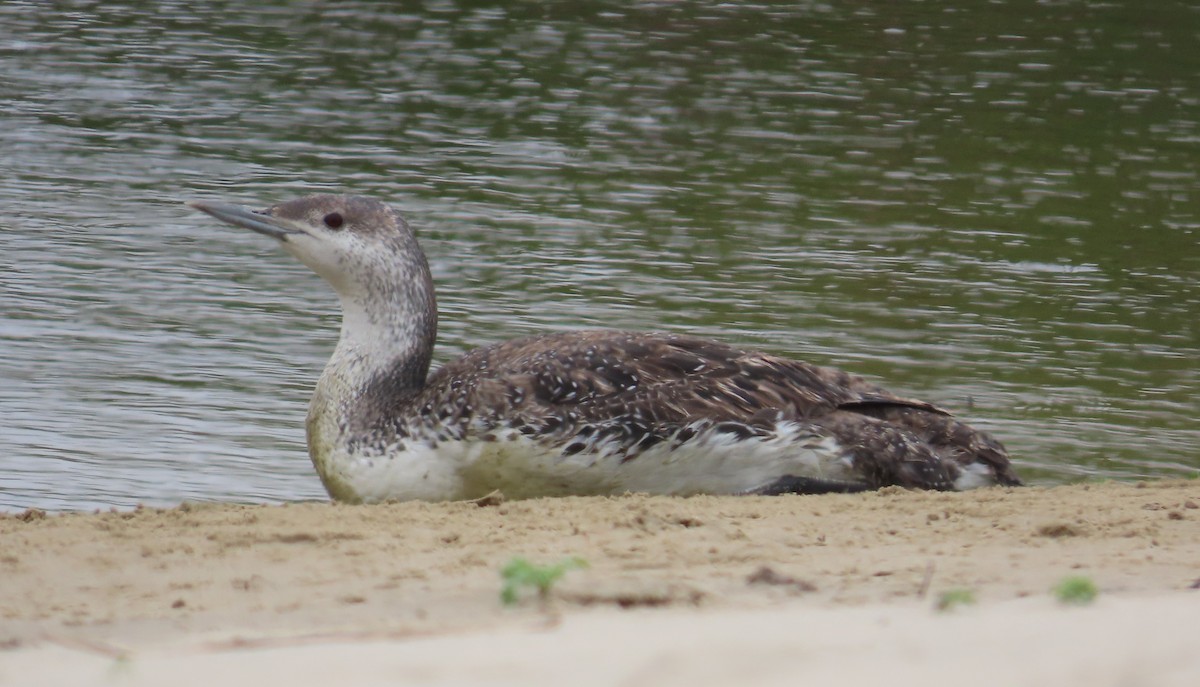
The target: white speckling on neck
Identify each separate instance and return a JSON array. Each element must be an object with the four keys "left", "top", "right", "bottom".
[
  {"left": 303, "top": 238, "right": 437, "bottom": 503},
  {"left": 334, "top": 290, "right": 426, "bottom": 379}
]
